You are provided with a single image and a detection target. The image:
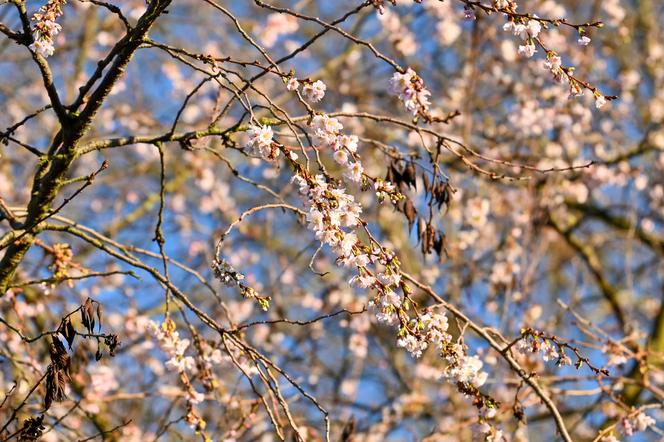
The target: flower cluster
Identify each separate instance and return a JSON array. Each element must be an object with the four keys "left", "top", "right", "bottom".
[
  {"left": 49, "top": 243, "right": 74, "bottom": 281},
  {"left": 543, "top": 53, "right": 565, "bottom": 84},
  {"left": 309, "top": 114, "right": 364, "bottom": 182},
  {"left": 619, "top": 412, "right": 656, "bottom": 437},
  {"left": 396, "top": 309, "right": 451, "bottom": 358},
  {"left": 211, "top": 258, "right": 245, "bottom": 287},
  {"left": 294, "top": 174, "right": 364, "bottom": 264},
  {"left": 293, "top": 173, "right": 406, "bottom": 331},
  {"left": 602, "top": 411, "right": 657, "bottom": 441},
  {"left": 444, "top": 348, "right": 488, "bottom": 388},
  {"left": 373, "top": 178, "right": 400, "bottom": 203},
  {"left": 148, "top": 319, "right": 208, "bottom": 433},
  {"left": 244, "top": 124, "right": 277, "bottom": 160},
  {"left": 503, "top": 18, "right": 541, "bottom": 59},
  {"left": 293, "top": 170, "right": 490, "bottom": 405},
  {"left": 502, "top": 14, "right": 610, "bottom": 107},
  {"left": 516, "top": 333, "right": 572, "bottom": 366},
  {"left": 492, "top": 0, "right": 514, "bottom": 9},
  {"left": 149, "top": 319, "right": 195, "bottom": 373},
  {"left": 388, "top": 68, "right": 431, "bottom": 118},
  {"left": 29, "top": 0, "right": 66, "bottom": 58},
  {"left": 594, "top": 93, "right": 607, "bottom": 109},
  {"left": 578, "top": 34, "right": 591, "bottom": 46},
  {"left": 302, "top": 80, "right": 326, "bottom": 102}
]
